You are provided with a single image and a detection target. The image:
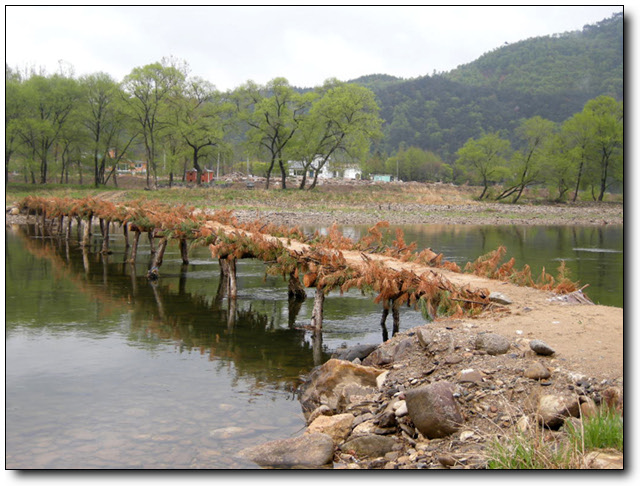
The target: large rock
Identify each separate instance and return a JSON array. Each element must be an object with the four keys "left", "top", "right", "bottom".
[
  {"left": 332, "top": 344, "right": 378, "bottom": 362},
  {"left": 405, "top": 381, "right": 464, "bottom": 439},
  {"left": 536, "top": 394, "right": 581, "bottom": 429},
  {"left": 340, "top": 434, "right": 397, "bottom": 459},
  {"left": 475, "top": 332, "right": 510, "bottom": 355},
  {"left": 306, "top": 413, "right": 355, "bottom": 444},
  {"left": 238, "top": 433, "right": 335, "bottom": 468},
  {"left": 300, "top": 359, "right": 384, "bottom": 418}
]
